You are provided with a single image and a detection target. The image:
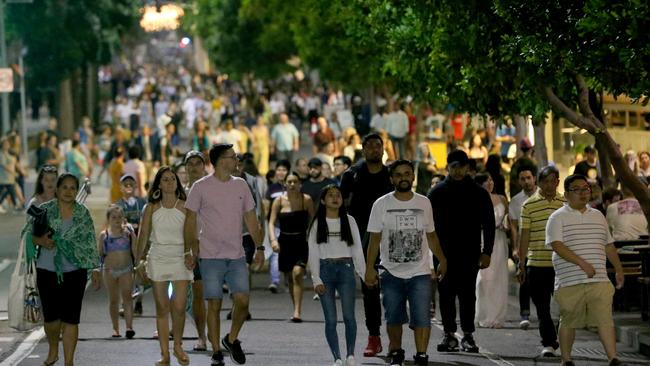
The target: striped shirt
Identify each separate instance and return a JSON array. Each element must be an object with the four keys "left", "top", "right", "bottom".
[
  {"left": 520, "top": 191, "right": 565, "bottom": 267},
  {"left": 545, "top": 205, "right": 613, "bottom": 290}
]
